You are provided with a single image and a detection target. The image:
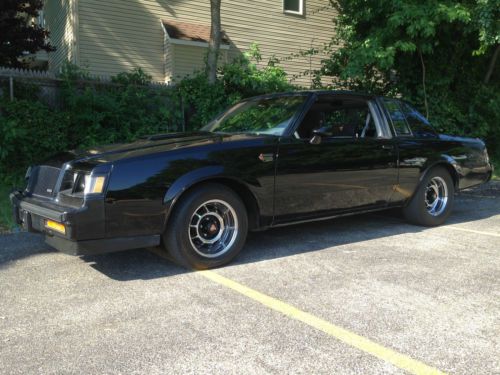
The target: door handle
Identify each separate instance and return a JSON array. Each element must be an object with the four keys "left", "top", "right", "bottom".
[{"left": 381, "top": 145, "right": 394, "bottom": 150}]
